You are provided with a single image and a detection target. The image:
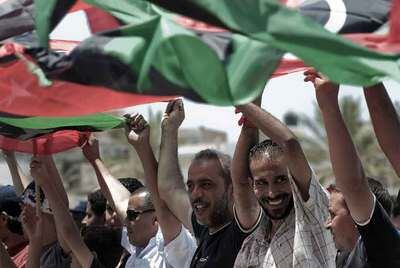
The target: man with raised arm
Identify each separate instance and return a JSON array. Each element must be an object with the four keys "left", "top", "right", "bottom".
[
  {"left": 233, "top": 98, "right": 335, "bottom": 267},
  {"left": 82, "top": 112, "right": 195, "bottom": 268},
  {"left": 305, "top": 69, "right": 400, "bottom": 267},
  {"left": 29, "top": 156, "right": 105, "bottom": 268},
  {"left": 158, "top": 99, "right": 260, "bottom": 268}
]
